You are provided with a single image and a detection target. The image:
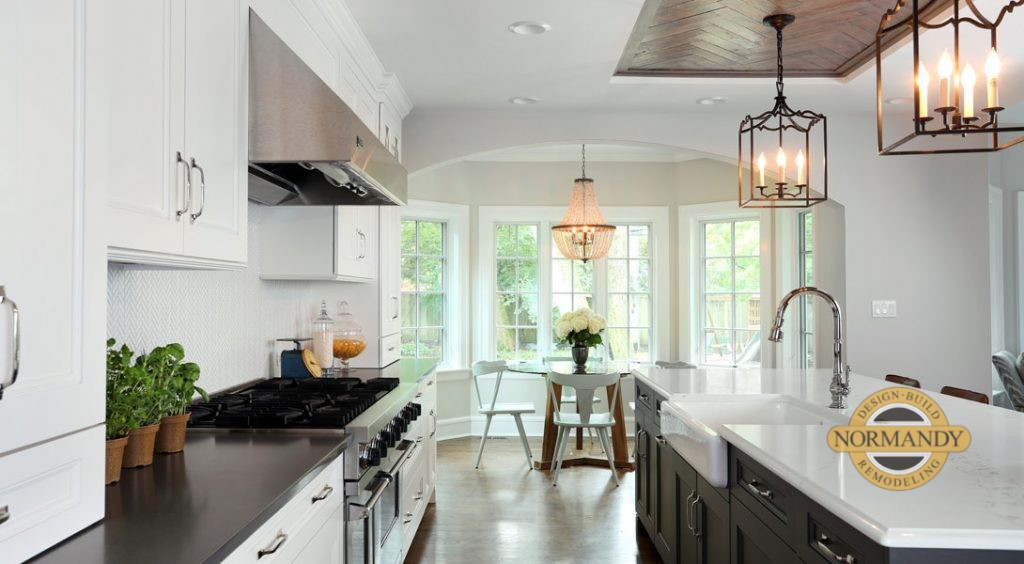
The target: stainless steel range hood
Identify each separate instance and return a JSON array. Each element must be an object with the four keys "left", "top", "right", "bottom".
[{"left": 248, "top": 12, "right": 406, "bottom": 206}]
